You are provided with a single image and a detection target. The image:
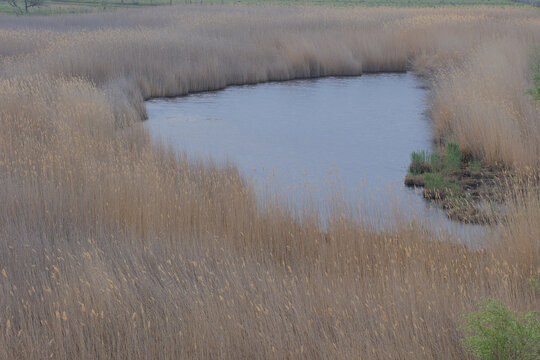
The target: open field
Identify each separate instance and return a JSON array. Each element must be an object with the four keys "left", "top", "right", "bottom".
[
  {"left": 0, "top": 0, "right": 525, "bottom": 15},
  {"left": 0, "top": 5, "right": 539, "bottom": 359}
]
